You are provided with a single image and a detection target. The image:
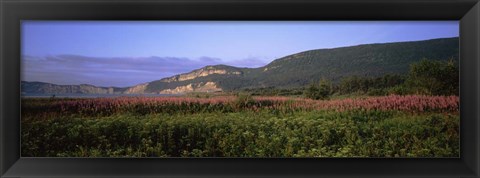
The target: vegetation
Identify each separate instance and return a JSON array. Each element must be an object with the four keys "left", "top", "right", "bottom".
[
  {"left": 140, "top": 37, "right": 459, "bottom": 92},
  {"left": 20, "top": 38, "right": 460, "bottom": 157},
  {"left": 304, "top": 79, "right": 332, "bottom": 100},
  {"left": 22, "top": 94, "right": 459, "bottom": 157},
  {"left": 242, "top": 87, "right": 305, "bottom": 96},
  {"left": 405, "top": 59, "right": 459, "bottom": 95},
  {"left": 336, "top": 74, "right": 405, "bottom": 96},
  {"left": 238, "top": 56, "right": 457, "bottom": 99}
]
